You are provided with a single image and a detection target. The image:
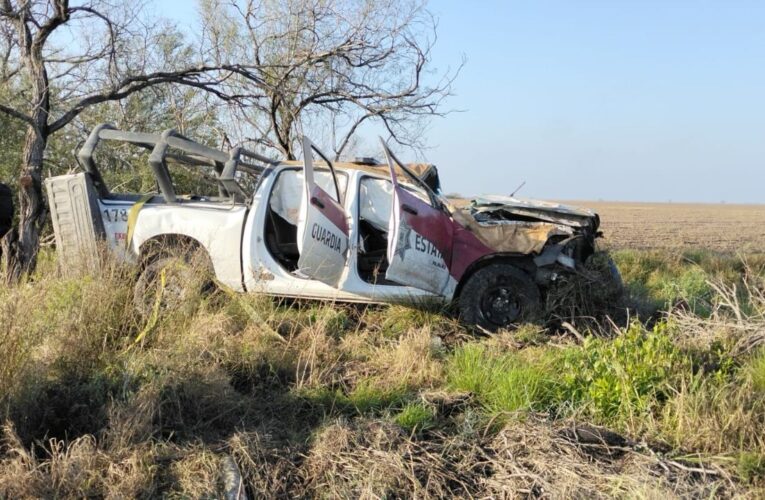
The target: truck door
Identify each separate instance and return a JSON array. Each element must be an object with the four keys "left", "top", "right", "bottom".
[
  {"left": 381, "top": 140, "right": 457, "bottom": 296},
  {"left": 296, "top": 137, "right": 350, "bottom": 287}
]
